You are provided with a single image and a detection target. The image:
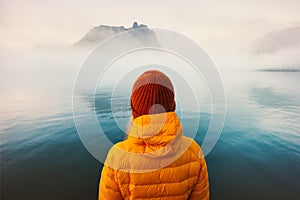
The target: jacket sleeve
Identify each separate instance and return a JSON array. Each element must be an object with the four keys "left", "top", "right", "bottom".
[
  {"left": 189, "top": 155, "right": 210, "bottom": 200},
  {"left": 98, "top": 165, "right": 123, "bottom": 200}
]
